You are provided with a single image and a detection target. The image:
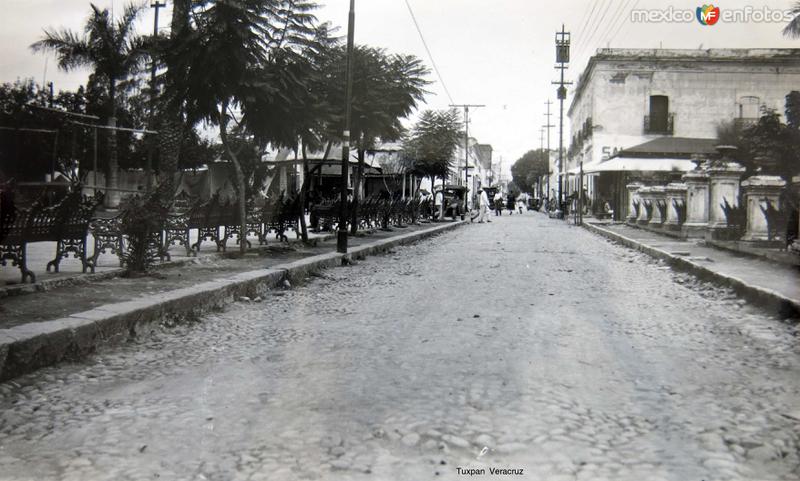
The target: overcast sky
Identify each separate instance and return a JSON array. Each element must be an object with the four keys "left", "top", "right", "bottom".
[{"left": 1, "top": 0, "right": 798, "bottom": 174}]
